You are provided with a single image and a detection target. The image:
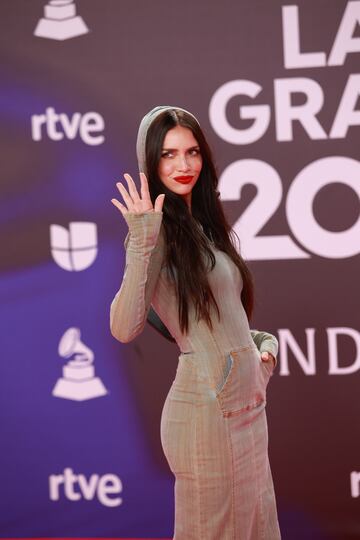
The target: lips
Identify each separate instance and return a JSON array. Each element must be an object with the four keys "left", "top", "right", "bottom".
[{"left": 174, "top": 175, "right": 194, "bottom": 184}]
